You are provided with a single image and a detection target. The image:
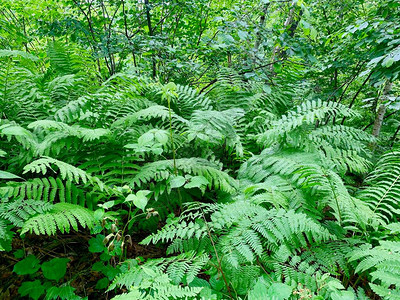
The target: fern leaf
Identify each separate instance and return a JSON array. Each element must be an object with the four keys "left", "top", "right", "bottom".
[{"left": 21, "top": 203, "right": 96, "bottom": 235}]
